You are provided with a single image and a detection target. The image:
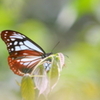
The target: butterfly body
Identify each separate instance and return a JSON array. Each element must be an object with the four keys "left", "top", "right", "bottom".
[{"left": 1, "top": 30, "right": 52, "bottom": 76}]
